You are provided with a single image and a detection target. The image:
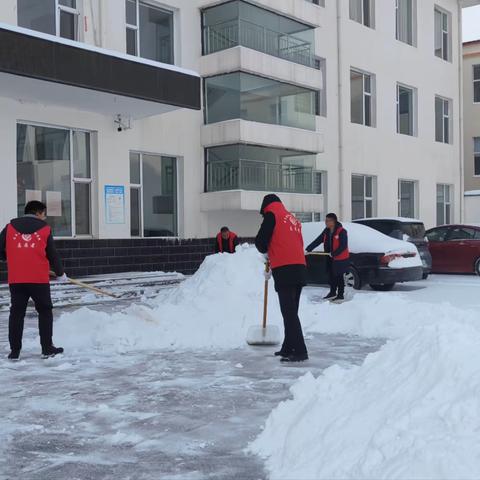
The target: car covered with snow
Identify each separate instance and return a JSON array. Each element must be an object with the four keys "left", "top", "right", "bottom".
[{"left": 302, "top": 222, "right": 423, "bottom": 290}]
